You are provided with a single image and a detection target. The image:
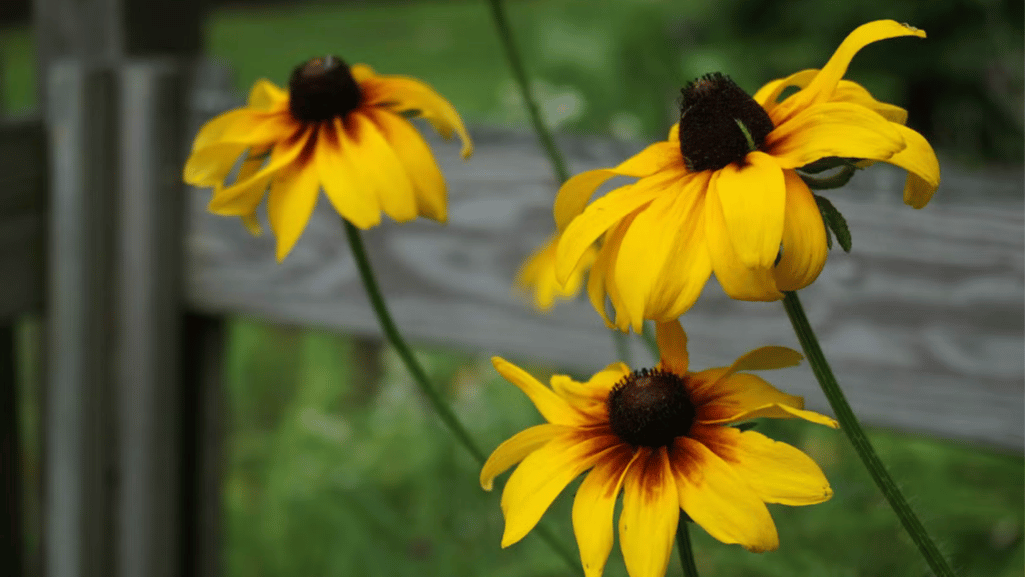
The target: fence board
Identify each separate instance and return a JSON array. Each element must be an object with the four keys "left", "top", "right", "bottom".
[{"left": 186, "top": 126, "right": 1024, "bottom": 451}]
